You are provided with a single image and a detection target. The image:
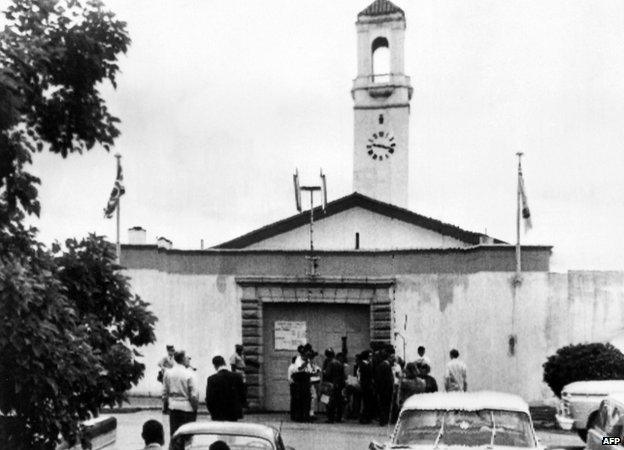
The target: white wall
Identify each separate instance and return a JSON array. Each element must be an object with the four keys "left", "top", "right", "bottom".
[
  {"left": 126, "top": 263, "right": 624, "bottom": 404},
  {"left": 393, "top": 271, "right": 624, "bottom": 404},
  {"left": 126, "top": 269, "right": 241, "bottom": 398},
  {"left": 245, "top": 207, "right": 467, "bottom": 250},
  {"left": 393, "top": 272, "right": 552, "bottom": 403}
]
